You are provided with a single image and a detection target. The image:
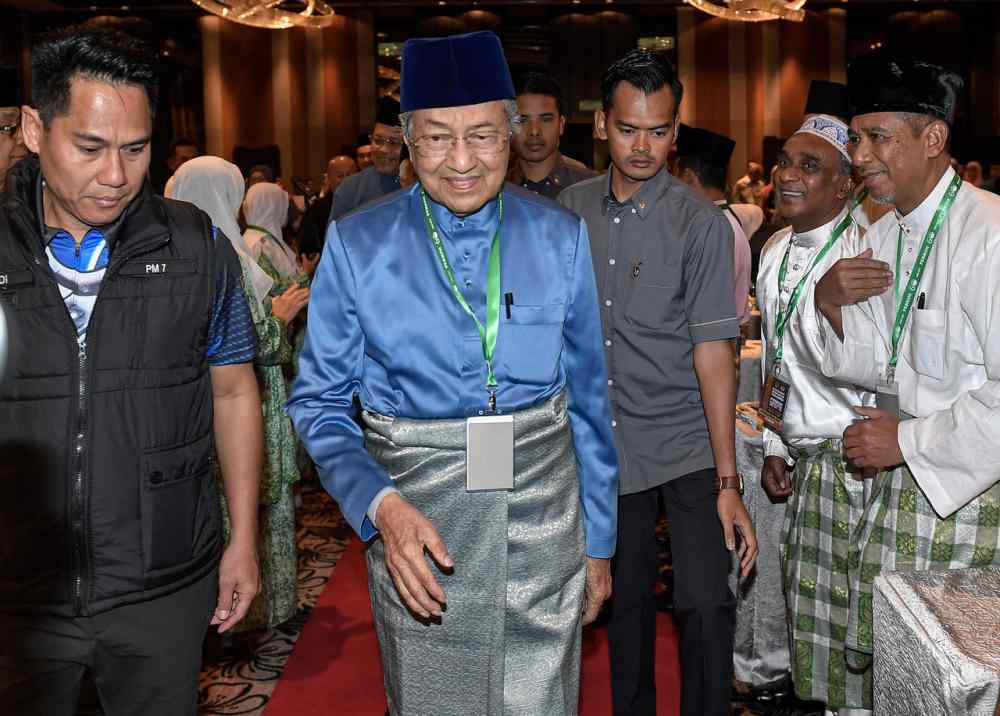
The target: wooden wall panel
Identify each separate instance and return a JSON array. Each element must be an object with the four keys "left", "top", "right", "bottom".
[
  {"left": 677, "top": 9, "right": 847, "bottom": 184},
  {"left": 201, "top": 15, "right": 367, "bottom": 183}
]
